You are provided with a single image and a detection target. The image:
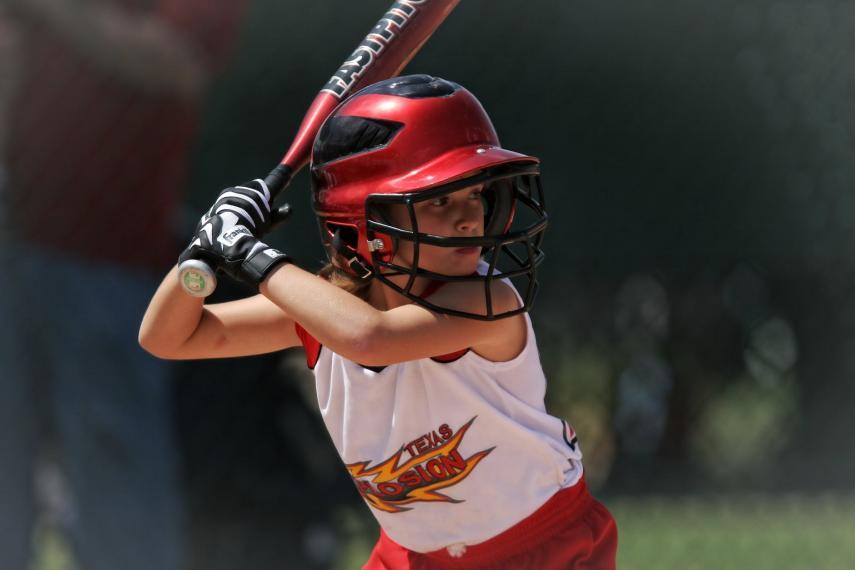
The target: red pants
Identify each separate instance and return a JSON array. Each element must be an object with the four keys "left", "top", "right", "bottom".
[{"left": 363, "top": 479, "right": 617, "bottom": 570}]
